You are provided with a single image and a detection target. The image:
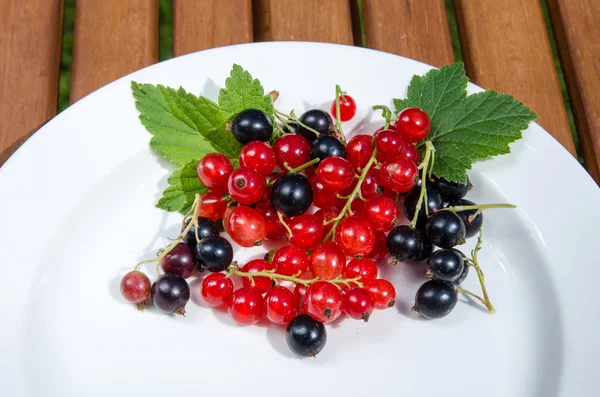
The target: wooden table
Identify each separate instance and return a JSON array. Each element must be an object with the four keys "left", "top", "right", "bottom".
[{"left": 1, "top": 0, "right": 599, "bottom": 184}]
